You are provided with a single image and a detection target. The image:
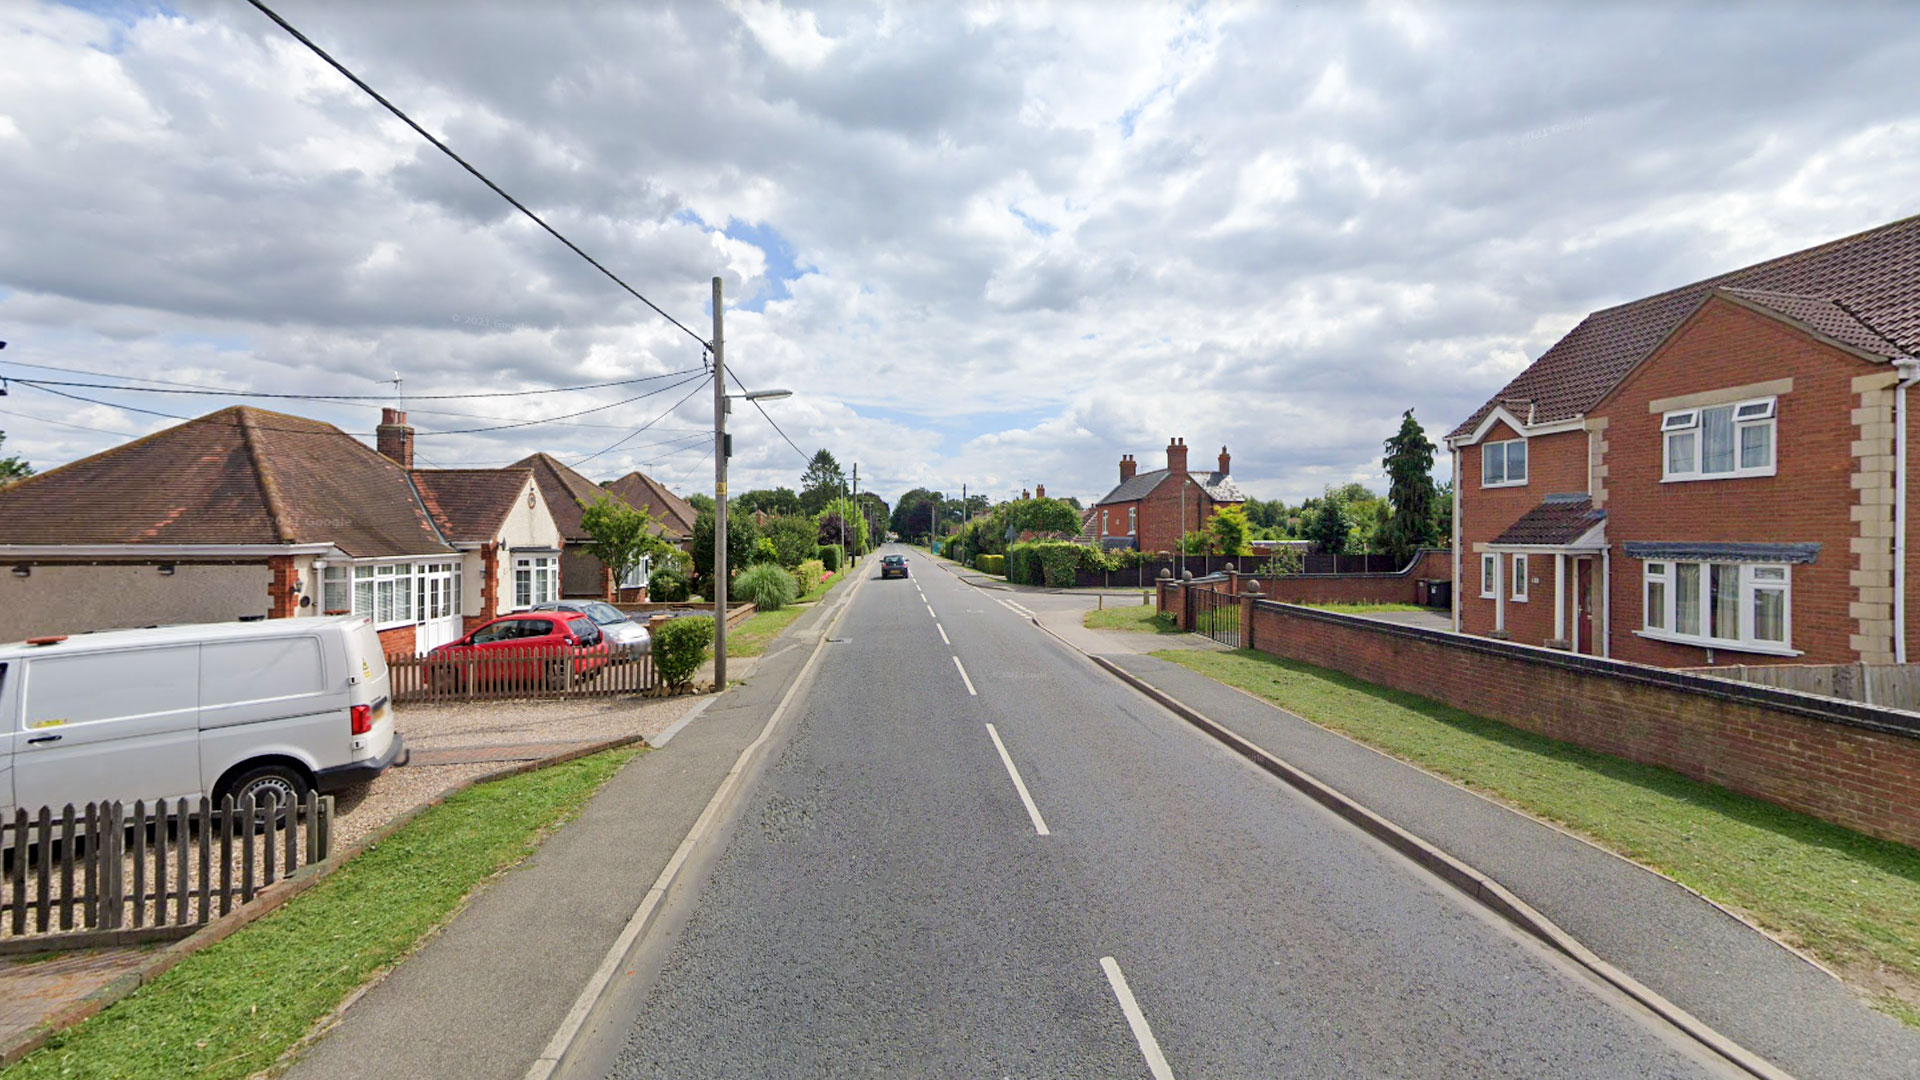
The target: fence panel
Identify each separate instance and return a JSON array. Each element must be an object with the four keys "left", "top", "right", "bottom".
[
  {"left": 0, "top": 794, "right": 333, "bottom": 947},
  {"left": 386, "top": 645, "right": 656, "bottom": 704},
  {"left": 1685, "top": 663, "right": 1920, "bottom": 712}
]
